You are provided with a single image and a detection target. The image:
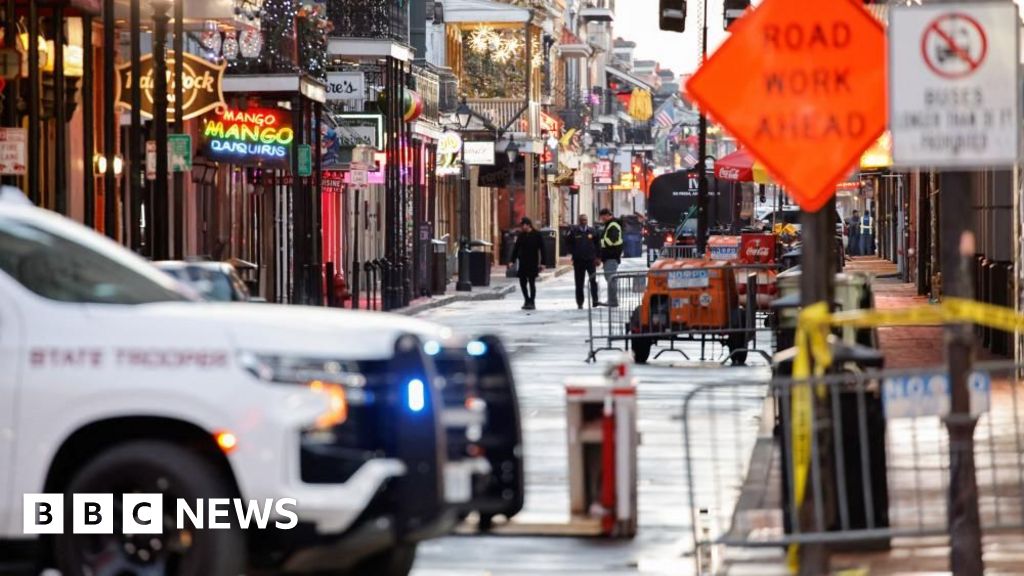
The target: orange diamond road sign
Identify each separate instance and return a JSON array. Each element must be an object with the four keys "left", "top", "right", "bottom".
[{"left": 686, "top": 0, "right": 886, "bottom": 212}]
